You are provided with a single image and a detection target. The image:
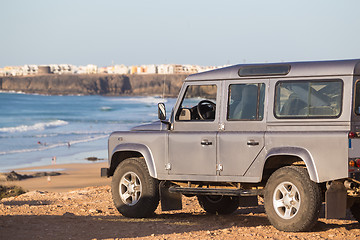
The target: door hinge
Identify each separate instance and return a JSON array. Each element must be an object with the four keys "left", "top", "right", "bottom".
[
  {"left": 165, "top": 163, "right": 171, "bottom": 170},
  {"left": 216, "top": 164, "right": 223, "bottom": 172}
]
